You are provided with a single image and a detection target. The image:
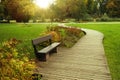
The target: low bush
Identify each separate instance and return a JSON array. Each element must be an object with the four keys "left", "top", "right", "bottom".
[
  {"left": 0, "top": 38, "right": 37, "bottom": 80},
  {"left": 100, "top": 13, "right": 110, "bottom": 21},
  {"left": 109, "top": 18, "right": 120, "bottom": 22},
  {"left": 82, "top": 14, "right": 94, "bottom": 22},
  {"left": 61, "top": 27, "right": 85, "bottom": 47},
  {"left": 46, "top": 26, "right": 85, "bottom": 47}
]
